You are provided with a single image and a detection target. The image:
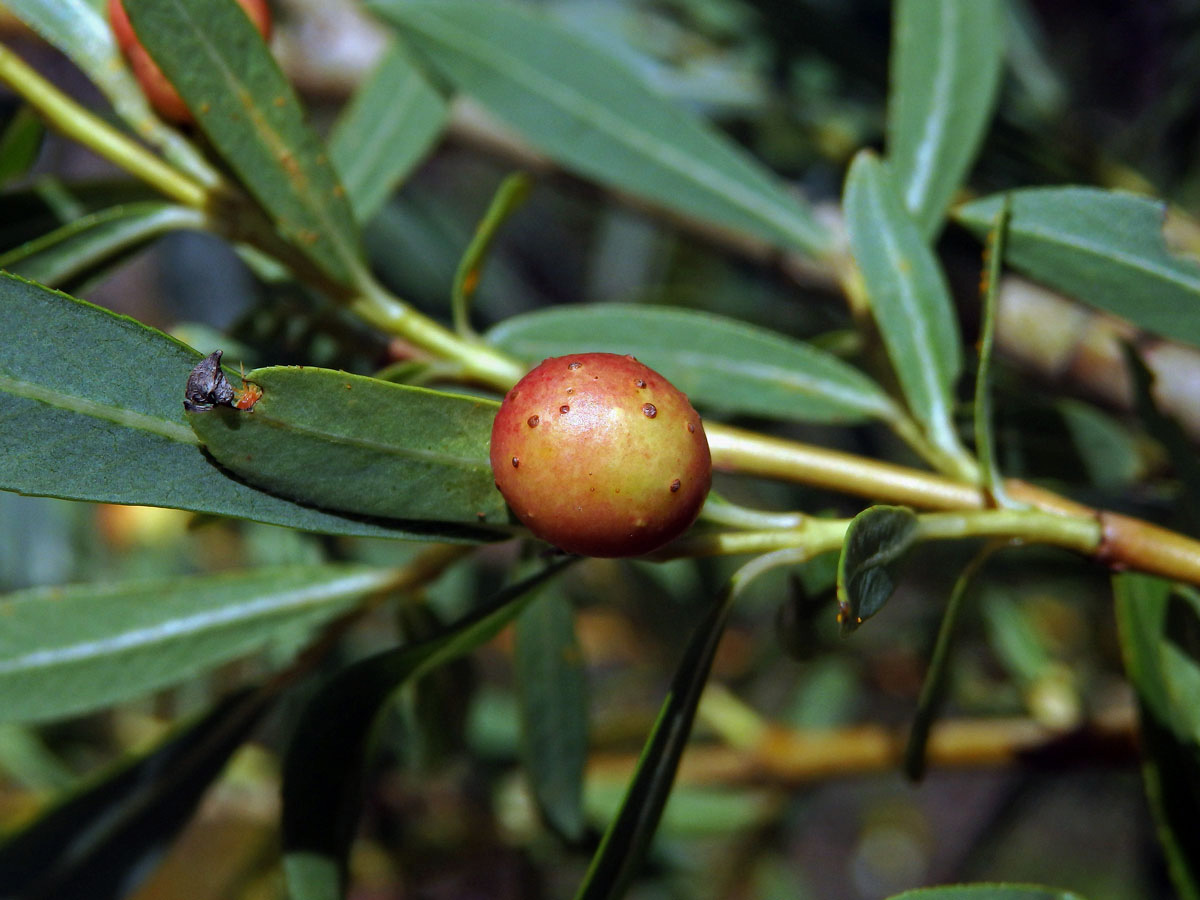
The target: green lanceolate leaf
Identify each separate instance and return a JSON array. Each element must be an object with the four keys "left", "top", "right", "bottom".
[
  {"left": 329, "top": 42, "right": 449, "bottom": 224},
  {"left": 453, "top": 172, "right": 532, "bottom": 336},
  {"left": 123, "top": 0, "right": 363, "bottom": 285},
  {"left": 0, "top": 565, "right": 396, "bottom": 723},
  {"left": 0, "top": 202, "right": 205, "bottom": 290},
  {"left": 574, "top": 566, "right": 746, "bottom": 900},
  {"left": 186, "top": 367, "right": 508, "bottom": 526},
  {"left": 487, "top": 303, "right": 897, "bottom": 425},
  {"left": 1114, "top": 574, "right": 1200, "bottom": 900},
  {"left": 844, "top": 151, "right": 966, "bottom": 461},
  {"left": 904, "top": 544, "right": 998, "bottom": 780},
  {"left": 887, "top": 0, "right": 1005, "bottom": 239},
  {"left": 956, "top": 187, "right": 1200, "bottom": 349},
  {"left": 885, "top": 886, "right": 1088, "bottom": 900},
  {"left": 0, "top": 689, "right": 270, "bottom": 900},
  {"left": 282, "top": 560, "right": 572, "bottom": 900},
  {"left": 515, "top": 587, "right": 588, "bottom": 841},
  {"left": 974, "top": 196, "right": 1014, "bottom": 505},
  {"left": 371, "top": 0, "right": 829, "bottom": 256},
  {"left": 0, "top": 274, "right": 485, "bottom": 540},
  {"left": 837, "top": 505, "right": 919, "bottom": 636}
]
